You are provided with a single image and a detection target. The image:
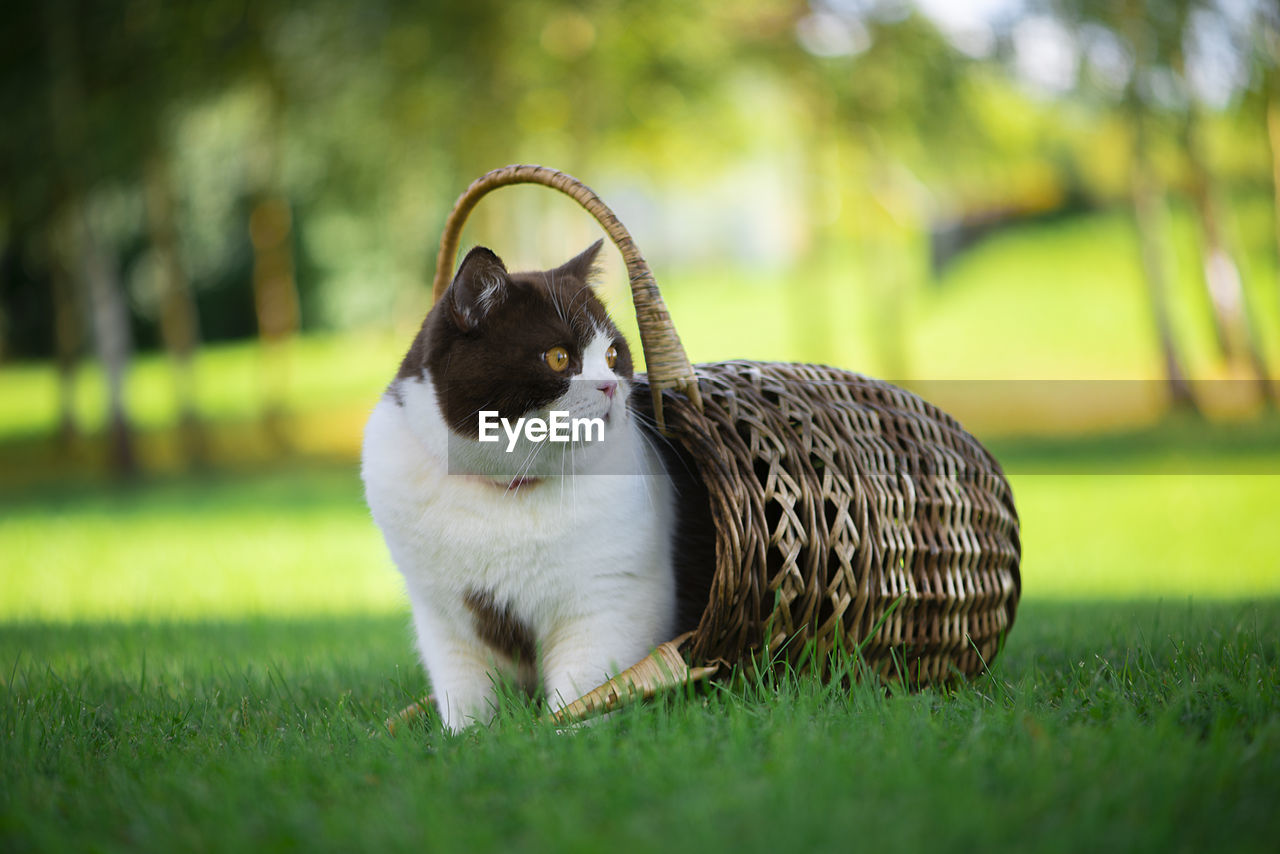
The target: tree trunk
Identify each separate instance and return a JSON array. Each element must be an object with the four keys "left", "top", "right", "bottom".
[
  {"left": 249, "top": 79, "right": 300, "bottom": 447},
  {"left": 1129, "top": 108, "right": 1198, "bottom": 413},
  {"left": 1181, "top": 104, "right": 1273, "bottom": 403},
  {"left": 249, "top": 193, "right": 299, "bottom": 445},
  {"left": 1267, "top": 76, "right": 1280, "bottom": 402},
  {"left": 1119, "top": 0, "right": 1197, "bottom": 415},
  {"left": 77, "top": 205, "right": 137, "bottom": 475},
  {"left": 144, "top": 150, "right": 207, "bottom": 462},
  {"left": 46, "top": 230, "right": 81, "bottom": 447},
  {"left": 45, "top": 0, "right": 136, "bottom": 474}
]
